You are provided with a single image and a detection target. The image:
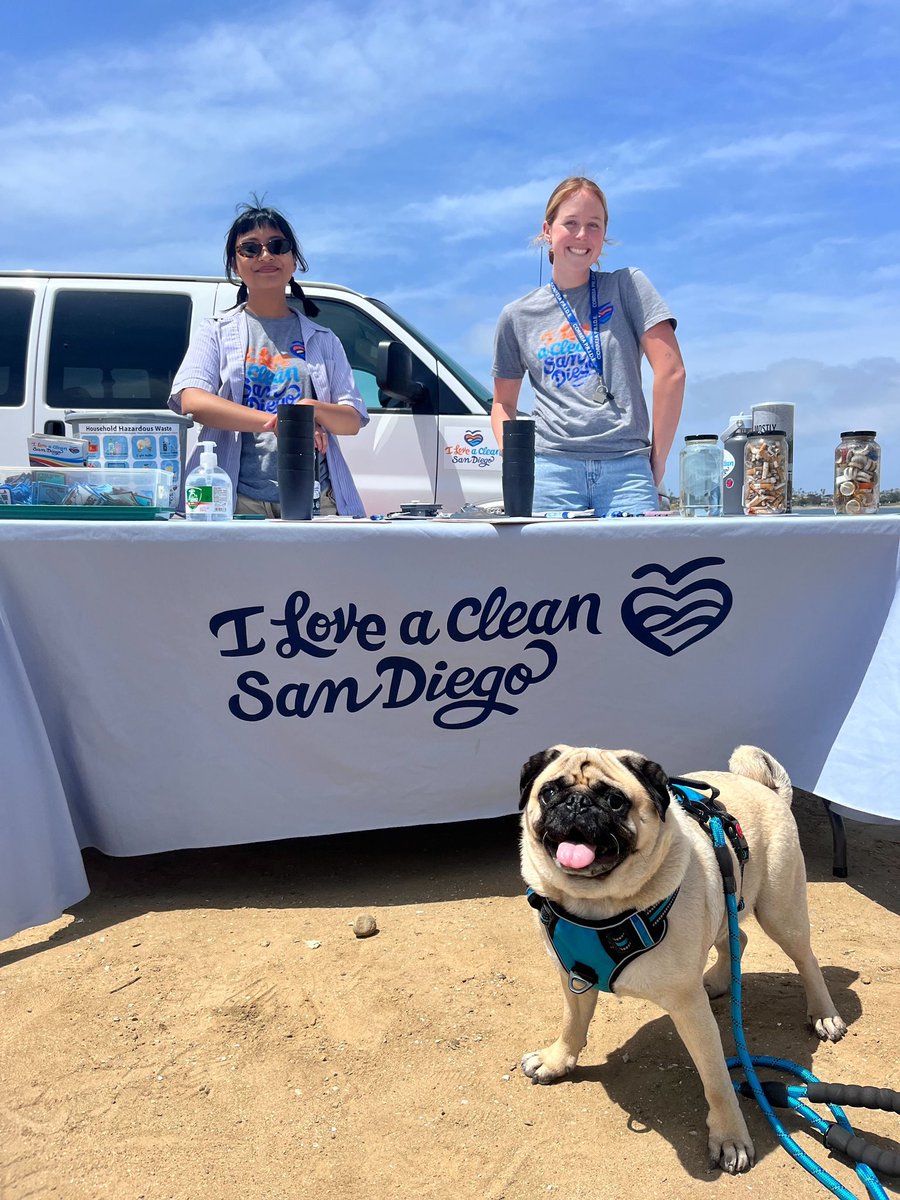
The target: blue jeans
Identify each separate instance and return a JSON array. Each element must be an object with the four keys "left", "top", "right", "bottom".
[{"left": 533, "top": 453, "right": 658, "bottom": 516}]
